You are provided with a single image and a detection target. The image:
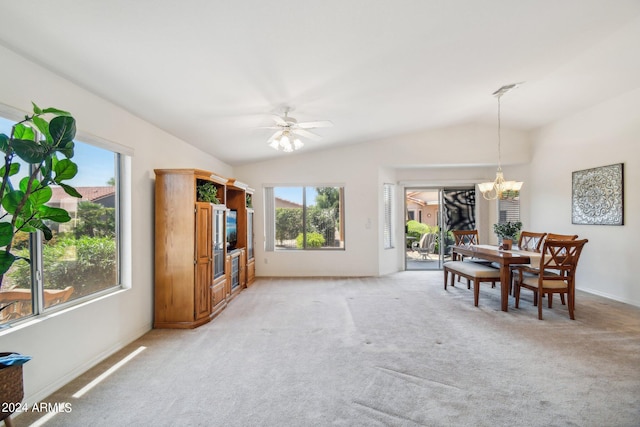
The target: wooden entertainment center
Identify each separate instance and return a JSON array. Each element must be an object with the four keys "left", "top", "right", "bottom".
[{"left": 153, "top": 169, "right": 255, "bottom": 329}]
